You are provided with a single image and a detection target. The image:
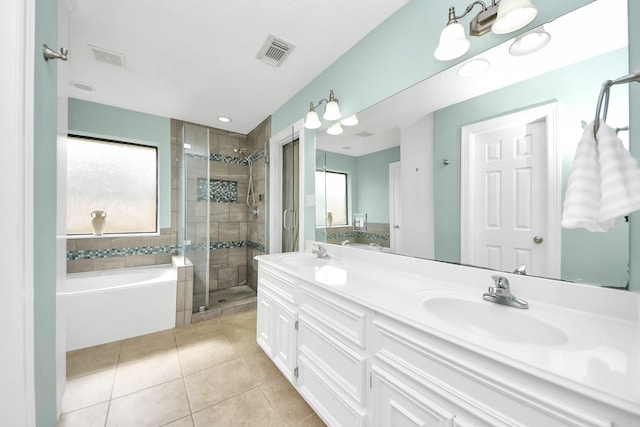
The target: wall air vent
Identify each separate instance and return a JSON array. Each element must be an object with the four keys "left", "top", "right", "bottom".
[
  {"left": 256, "top": 35, "right": 295, "bottom": 67},
  {"left": 89, "top": 45, "right": 127, "bottom": 69}
]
